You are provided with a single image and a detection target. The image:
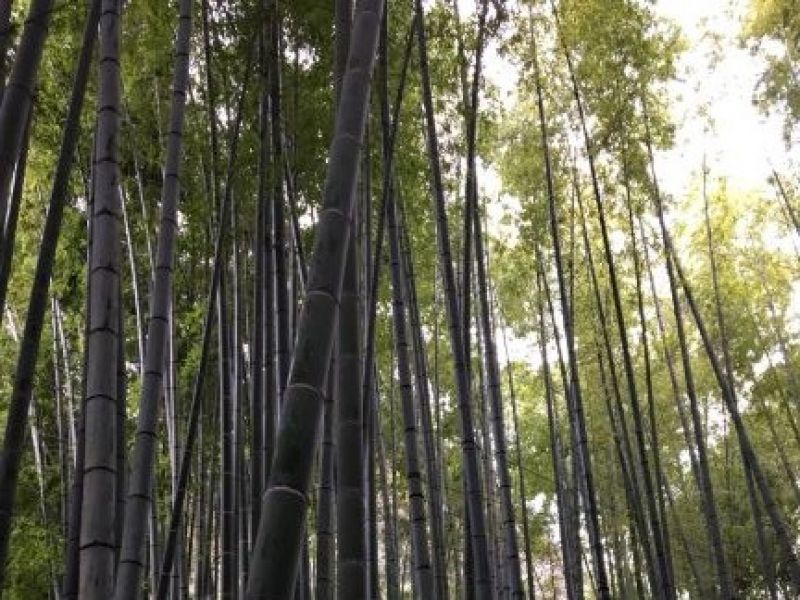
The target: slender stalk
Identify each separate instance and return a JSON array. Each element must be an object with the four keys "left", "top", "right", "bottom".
[
  {"left": 535, "top": 252, "right": 580, "bottom": 600},
  {"left": 498, "top": 305, "right": 536, "bottom": 599},
  {"left": 473, "top": 193, "right": 524, "bottom": 598},
  {"left": 414, "top": 1, "right": 493, "bottom": 593},
  {"left": 577, "top": 196, "right": 660, "bottom": 600},
  {"left": 0, "top": 0, "right": 99, "bottom": 584},
  {"left": 270, "top": 0, "right": 291, "bottom": 404},
  {"left": 529, "top": 18, "right": 610, "bottom": 597},
  {"left": 397, "top": 196, "right": 449, "bottom": 599},
  {"left": 315, "top": 359, "right": 336, "bottom": 600},
  {"left": 0, "top": 113, "right": 31, "bottom": 319},
  {"left": 623, "top": 176, "right": 675, "bottom": 594},
  {"left": 154, "top": 46, "right": 253, "bottom": 598},
  {"left": 387, "top": 191, "right": 435, "bottom": 597},
  {"left": 111, "top": 1, "right": 193, "bottom": 596}
]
